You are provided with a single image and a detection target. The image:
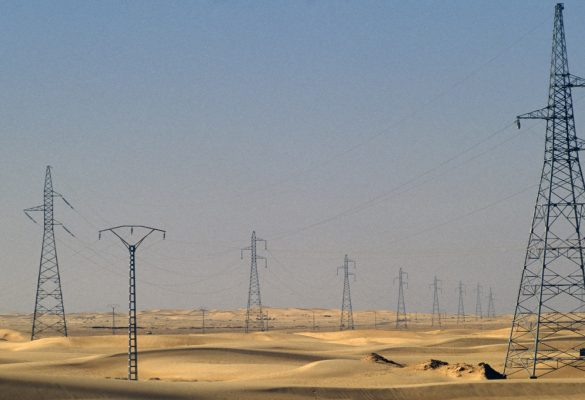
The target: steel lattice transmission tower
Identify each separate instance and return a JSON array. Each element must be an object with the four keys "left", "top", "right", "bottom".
[
  {"left": 108, "top": 304, "right": 118, "bottom": 335},
  {"left": 395, "top": 268, "right": 408, "bottom": 329},
  {"left": 475, "top": 283, "right": 483, "bottom": 320},
  {"left": 487, "top": 288, "right": 496, "bottom": 319},
  {"left": 431, "top": 276, "right": 442, "bottom": 327},
  {"left": 505, "top": 3, "right": 585, "bottom": 379},
  {"left": 337, "top": 254, "right": 356, "bottom": 331},
  {"left": 456, "top": 281, "right": 466, "bottom": 325},
  {"left": 99, "top": 225, "right": 166, "bottom": 381},
  {"left": 241, "top": 231, "right": 267, "bottom": 333},
  {"left": 24, "top": 166, "right": 74, "bottom": 340},
  {"left": 200, "top": 308, "right": 207, "bottom": 334}
]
